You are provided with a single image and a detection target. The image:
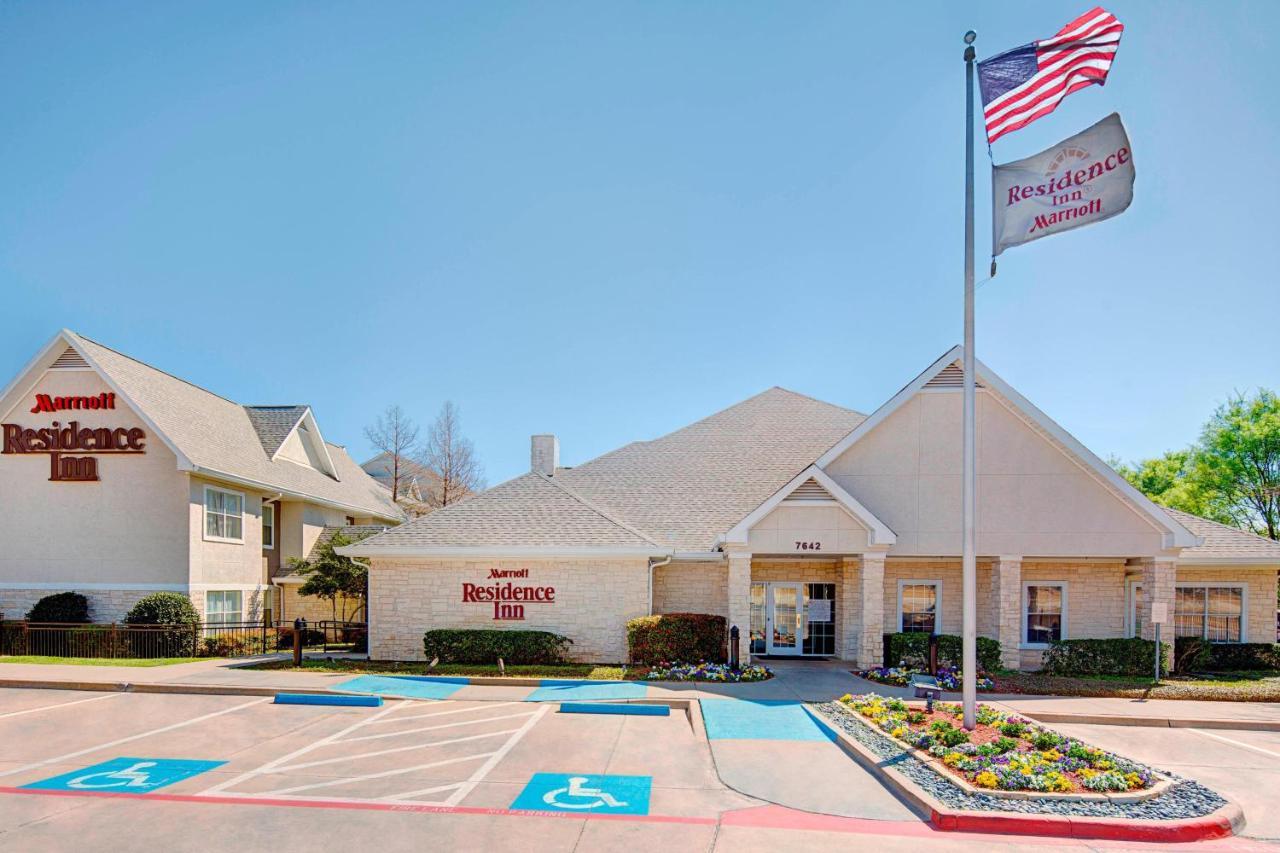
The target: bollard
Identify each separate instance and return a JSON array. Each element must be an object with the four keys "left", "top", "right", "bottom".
[
  {"left": 729, "top": 625, "right": 740, "bottom": 669},
  {"left": 293, "top": 617, "right": 306, "bottom": 667},
  {"left": 928, "top": 632, "right": 939, "bottom": 676}
]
